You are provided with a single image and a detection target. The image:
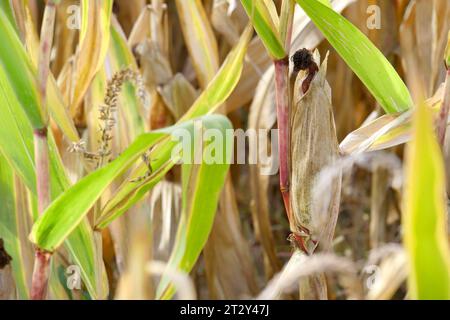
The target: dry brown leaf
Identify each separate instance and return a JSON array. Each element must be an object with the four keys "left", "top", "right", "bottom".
[
  {"left": 175, "top": 0, "right": 219, "bottom": 89},
  {"left": 400, "top": 0, "right": 450, "bottom": 100},
  {"left": 248, "top": 67, "right": 281, "bottom": 279},
  {"left": 203, "top": 178, "right": 258, "bottom": 299},
  {"left": 369, "top": 165, "right": 391, "bottom": 249},
  {"left": 158, "top": 73, "right": 199, "bottom": 120},
  {"left": 52, "top": 0, "right": 78, "bottom": 77},
  {"left": 115, "top": 0, "right": 147, "bottom": 36},
  {"left": 114, "top": 208, "right": 154, "bottom": 300},
  {"left": 128, "top": 5, "right": 151, "bottom": 48},
  {"left": 211, "top": 0, "right": 248, "bottom": 46},
  {"left": 70, "top": 0, "right": 113, "bottom": 118}
]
